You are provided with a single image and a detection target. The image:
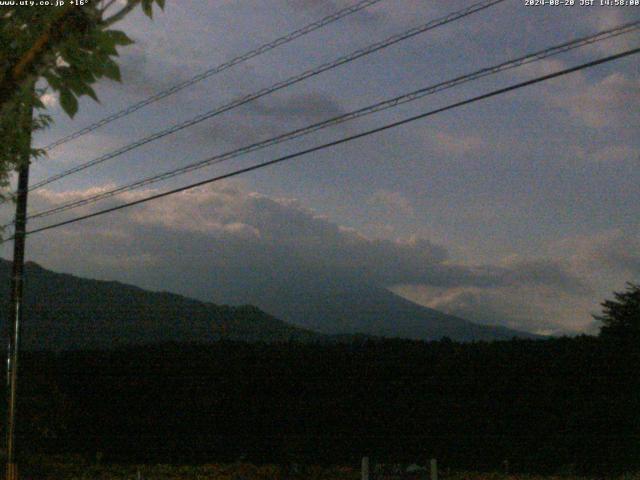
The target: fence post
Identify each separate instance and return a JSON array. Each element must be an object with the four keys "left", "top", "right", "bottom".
[
  {"left": 430, "top": 458, "right": 437, "bottom": 480},
  {"left": 362, "top": 456, "right": 370, "bottom": 480}
]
